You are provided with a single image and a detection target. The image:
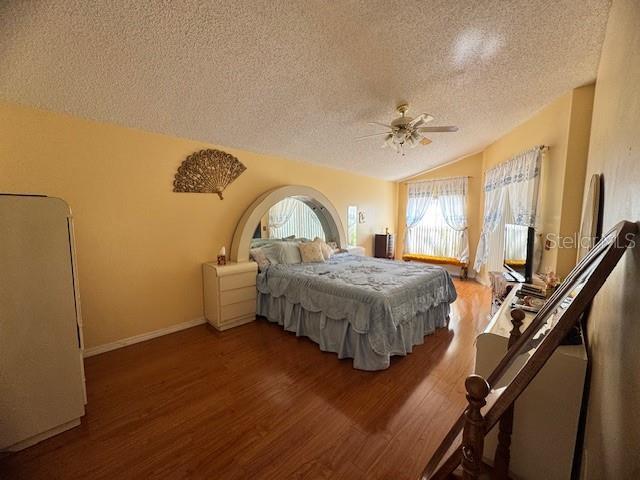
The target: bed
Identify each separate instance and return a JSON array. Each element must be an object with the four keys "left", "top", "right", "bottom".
[{"left": 256, "top": 253, "right": 457, "bottom": 370}]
